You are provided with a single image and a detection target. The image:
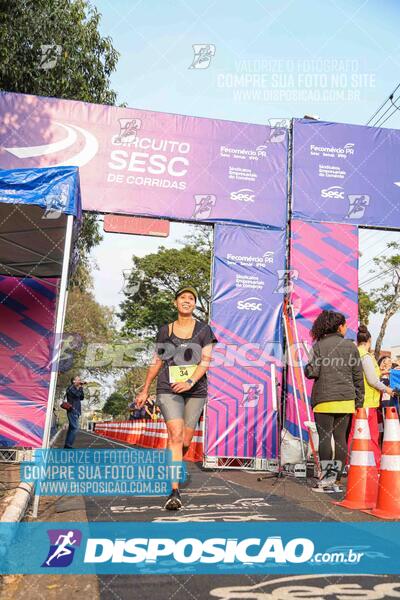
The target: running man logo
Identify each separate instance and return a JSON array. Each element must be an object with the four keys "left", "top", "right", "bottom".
[
  {"left": 42, "top": 182, "right": 70, "bottom": 219},
  {"left": 241, "top": 384, "right": 264, "bottom": 408},
  {"left": 58, "top": 333, "right": 83, "bottom": 373},
  {"left": 347, "top": 194, "right": 370, "bottom": 219},
  {"left": 42, "top": 529, "right": 82, "bottom": 568},
  {"left": 192, "top": 194, "right": 217, "bottom": 219},
  {"left": 274, "top": 269, "right": 299, "bottom": 294},
  {"left": 189, "top": 44, "right": 216, "bottom": 69},
  {"left": 266, "top": 118, "right": 289, "bottom": 143},
  {"left": 120, "top": 269, "right": 140, "bottom": 296},
  {"left": 113, "top": 118, "right": 142, "bottom": 144},
  {"left": 39, "top": 44, "right": 62, "bottom": 70}
]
